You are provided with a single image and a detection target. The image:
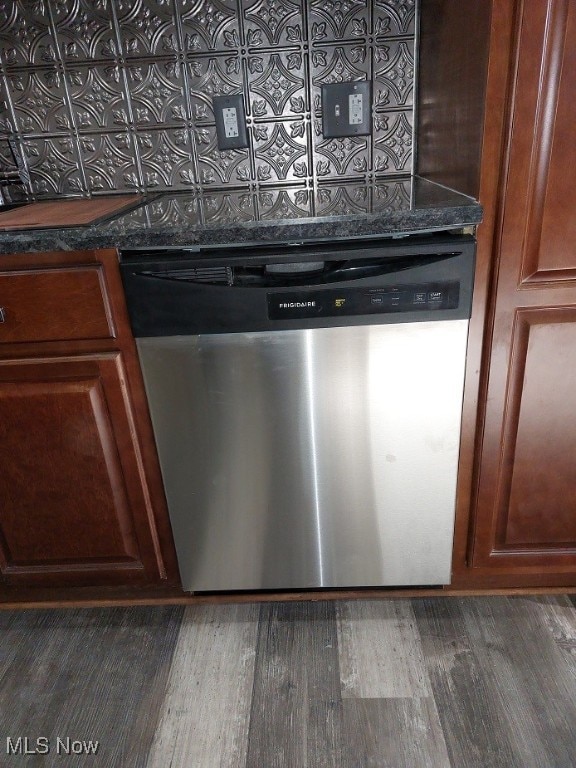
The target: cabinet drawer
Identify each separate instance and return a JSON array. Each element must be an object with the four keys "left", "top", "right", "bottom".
[{"left": 0, "top": 265, "right": 115, "bottom": 343}]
